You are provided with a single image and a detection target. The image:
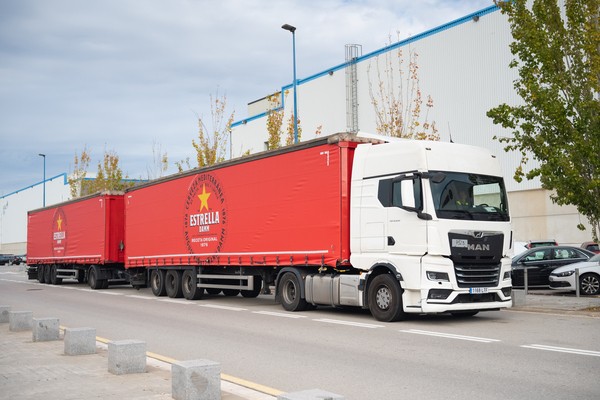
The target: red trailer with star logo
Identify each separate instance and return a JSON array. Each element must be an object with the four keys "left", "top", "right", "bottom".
[{"left": 26, "top": 191, "right": 125, "bottom": 287}]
